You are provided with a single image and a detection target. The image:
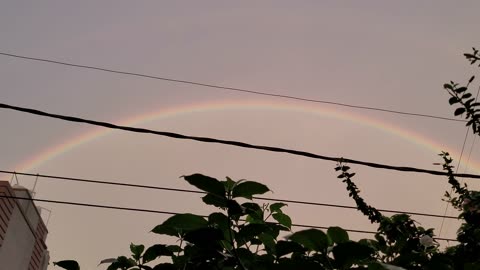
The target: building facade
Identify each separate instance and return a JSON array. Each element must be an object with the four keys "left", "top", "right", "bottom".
[{"left": 0, "top": 181, "right": 49, "bottom": 270}]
